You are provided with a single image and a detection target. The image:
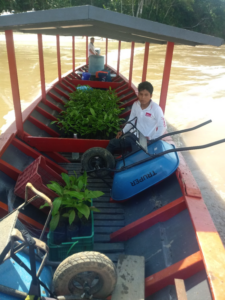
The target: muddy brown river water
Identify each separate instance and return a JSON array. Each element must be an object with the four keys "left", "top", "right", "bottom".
[{"left": 0, "top": 33, "right": 225, "bottom": 242}]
